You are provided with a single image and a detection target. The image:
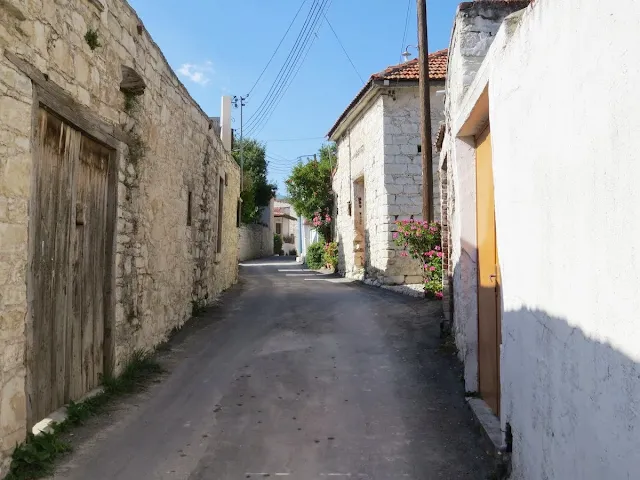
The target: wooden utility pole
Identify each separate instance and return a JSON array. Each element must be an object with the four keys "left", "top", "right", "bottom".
[{"left": 418, "top": 0, "right": 433, "bottom": 221}]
